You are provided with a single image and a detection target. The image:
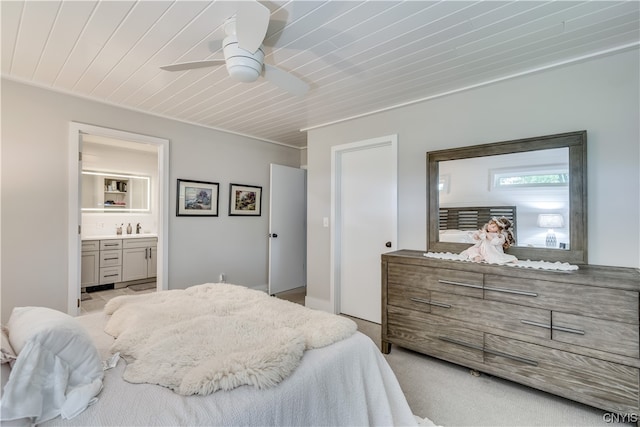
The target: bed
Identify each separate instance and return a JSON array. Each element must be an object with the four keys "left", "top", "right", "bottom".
[
  {"left": 439, "top": 206, "right": 517, "bottom": 243},
  {"left": 1, "top": 284, "right": 418, "bottom": 426}
]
